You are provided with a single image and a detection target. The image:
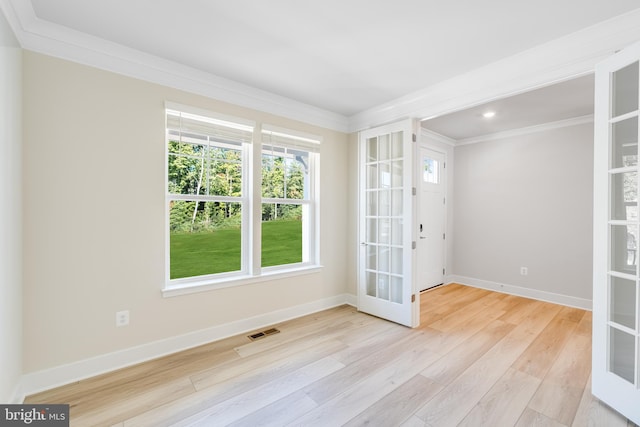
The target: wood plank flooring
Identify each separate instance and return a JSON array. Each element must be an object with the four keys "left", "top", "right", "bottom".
[{"left": 25, "top": 284, "right": 637, "bottom": 427}]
